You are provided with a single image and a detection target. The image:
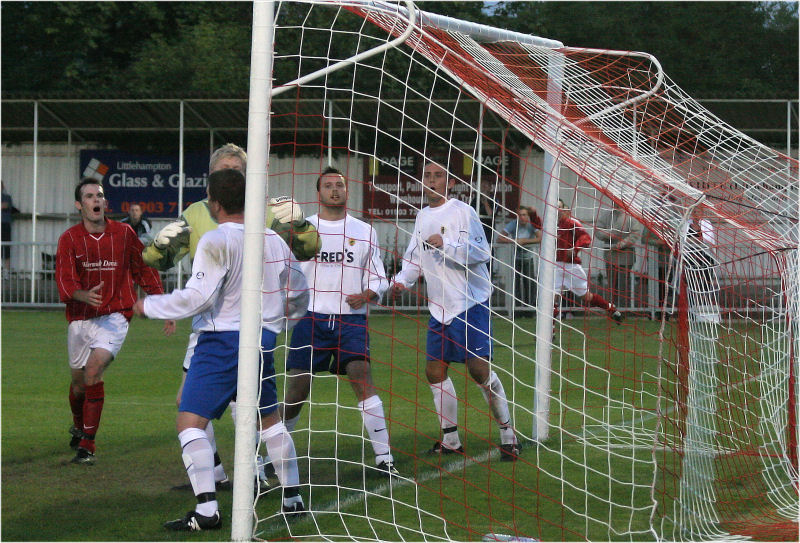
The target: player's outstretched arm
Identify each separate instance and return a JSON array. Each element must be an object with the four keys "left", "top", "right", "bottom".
[
  {"left": 142, "top": 219, "right": 192, "bottom": 271},
  {"left": 267, "top": 197, "right": 322, "bottom": 260}
]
